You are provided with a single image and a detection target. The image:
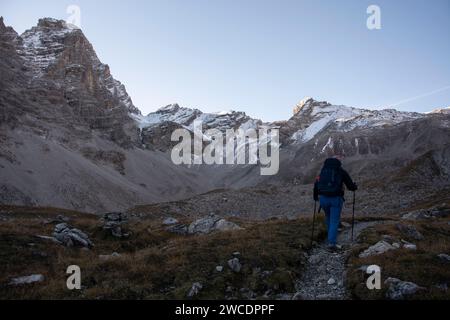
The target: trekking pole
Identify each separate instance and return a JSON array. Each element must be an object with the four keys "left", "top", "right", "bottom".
[
  {"left": 351, "top": 191, "right": 356, "bottom": 242},
  {"left": 310, "top": 200, "right": 317, "bottom": 247}
]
